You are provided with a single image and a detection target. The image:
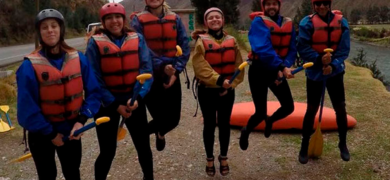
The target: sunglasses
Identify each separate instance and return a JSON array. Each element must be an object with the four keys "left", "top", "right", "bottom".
[{"left": 313, "top": 1, "right": 330, "bottom": 6}]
